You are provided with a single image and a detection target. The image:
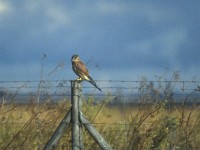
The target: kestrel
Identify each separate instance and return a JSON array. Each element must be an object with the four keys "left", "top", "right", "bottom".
[{"left": 71, "top": 55, "right": 102, "bottom": 91}]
